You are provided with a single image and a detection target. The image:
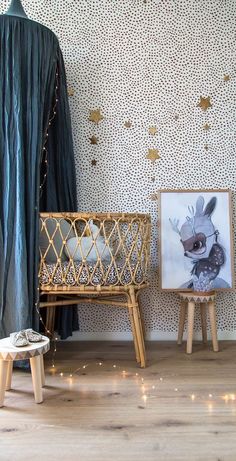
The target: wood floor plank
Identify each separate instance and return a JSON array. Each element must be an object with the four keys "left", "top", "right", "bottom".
[{"left": 0, "top": 341, "right": 236, "bottom": 461}]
